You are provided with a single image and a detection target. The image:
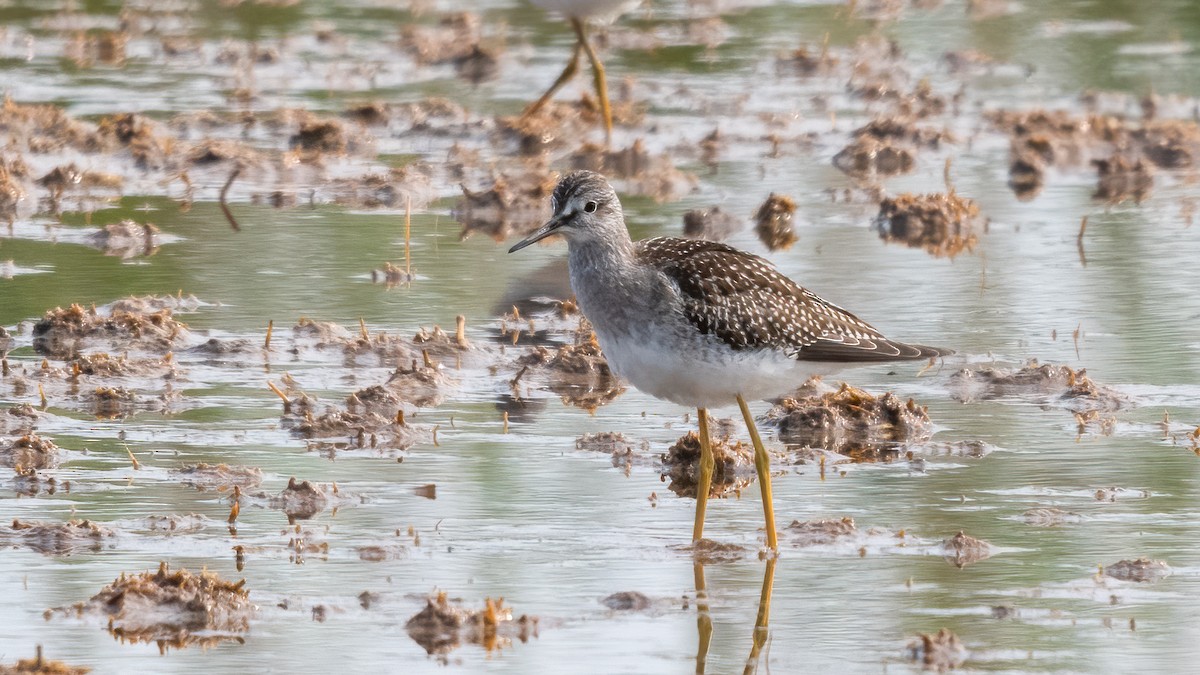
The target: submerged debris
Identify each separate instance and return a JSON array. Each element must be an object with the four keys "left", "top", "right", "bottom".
[
  {"left": 942, "top": 531, "right": 992, "bottom": 568},
  {"left": 85, "top": 220, "right": 161, "bottom": 259},
  {"left": 874, "top": 192, "right": 981, "bottom": 258},
  {"left": 601, "top": 591, "right": 652, "bottom": 611},
  {"left": 1022, "top": 507, "right": 1083, "bottom": 527},
  {"left": 950, "top": 360, "right": 1126, "bottom": 412},
  {"left": 786, "top": 517, "right": 857, "bottom": 547},
  {"left": 0, "top": 519, "right": 115, "bottom": 556},
  {"left": 172, "top": 464, "right": 263, "bottom": 491},
  {"left": 1104, "top": 557, "right": 1171, "bottom": 583},
  {"left": 47, "top": 563, "right": 252, "bottom": 649},
  {"left": 682, "top": 206, "right": 743, "bottom": 242},
  {"left": 405, "top": 592, "right": 538, "bottom": 657},
  {"left": 660, "top": 431, "right": 756, "bottom": 499},
  {"left": 764, "top": 383, "right": 931, "bottom": 458},
  {"left": 905, "top": 627, "right": 967, "bottom": 671},
  {"left": 753, "top": 193, "right": 798, "bottom": 251}
]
